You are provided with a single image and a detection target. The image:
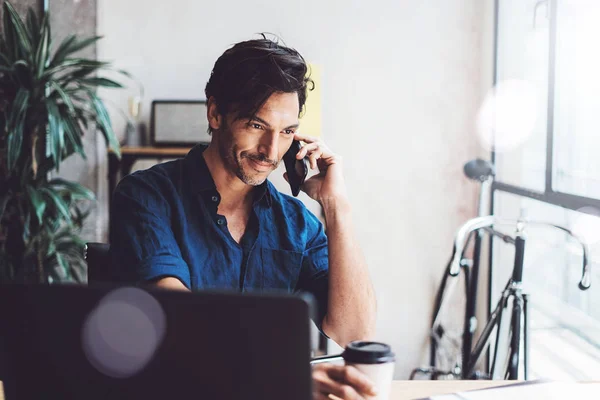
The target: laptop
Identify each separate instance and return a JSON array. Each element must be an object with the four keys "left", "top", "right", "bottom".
[{"left": 0, "top": 284, "right": 315, "bottom": 400}]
